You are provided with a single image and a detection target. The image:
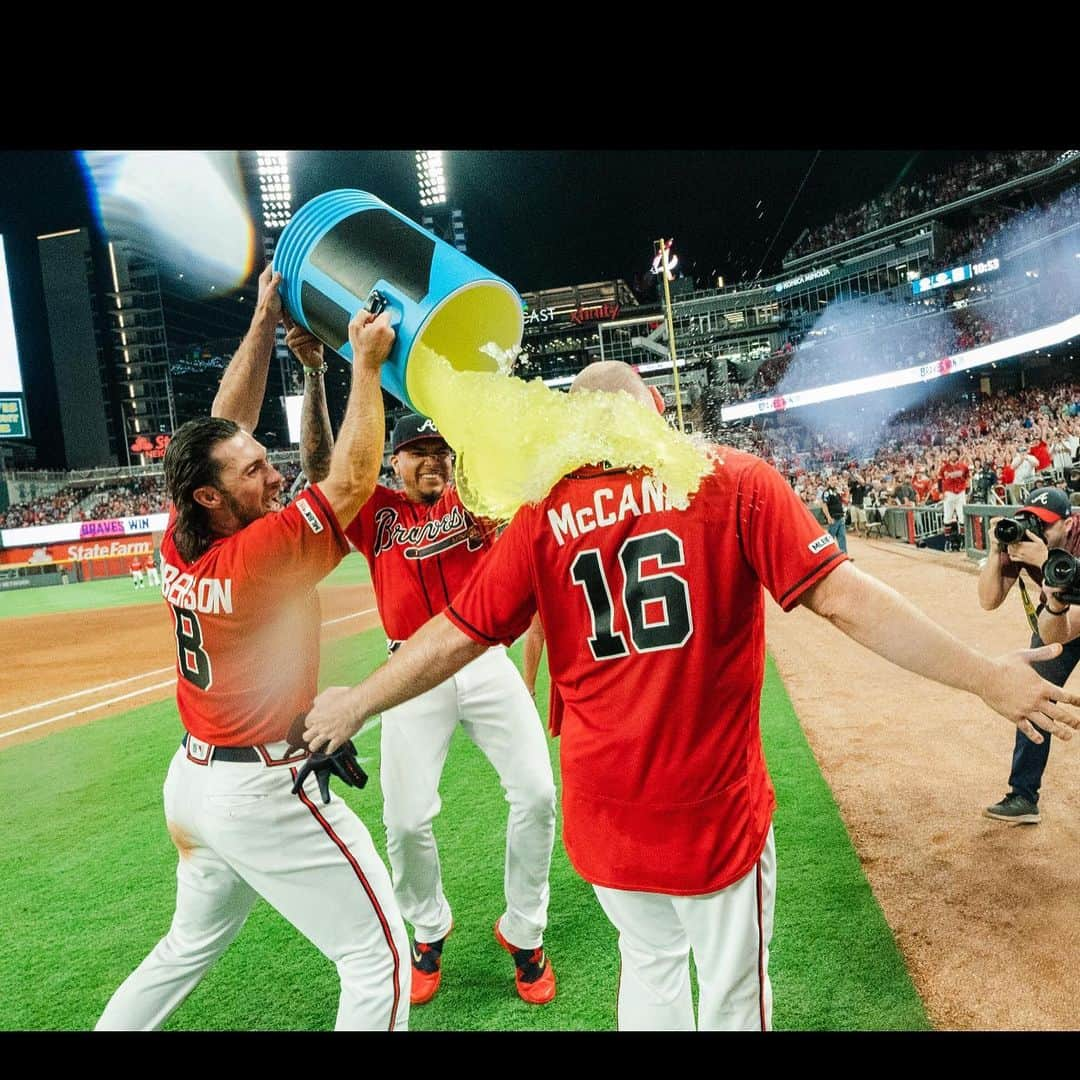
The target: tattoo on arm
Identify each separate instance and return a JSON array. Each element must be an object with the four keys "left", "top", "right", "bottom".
[{"left": 301, "top": 375, "right": 334, "bottom": 484}]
